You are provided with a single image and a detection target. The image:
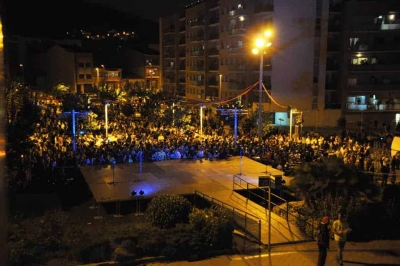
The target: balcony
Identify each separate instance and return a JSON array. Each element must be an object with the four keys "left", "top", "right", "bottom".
[
  {"left": 208, "top": 49, "right": 219, "bottom": 56},
  {"left": 179, "top": 78, "right": 186, "bottom": 83},
  {"left": 163, "top": 40, "right": 175, "bottom": 46},
  {"left": 328, "top": 25, "right": 341, "bottom": 33},
  {"left": 179, "top": 26, "right": 186, "bottom": 32},
  {"left": 179, "top": 37, "right": 185, "bottom": 45},
  {"left": 325, "top": 82, "right": 338, "bottom": 90},
  {"left": 229, "top": 82, "right": 246, "bottom": 90},
  {"left": 179, "top": 63, "right": 185, "bottom": 70},
  {"left": 228, "top": 9, "right": 247, "bottom": 17},
  {"left": 209, "top": 17, "right": 219, "bottom": 25},
  {"left": 164, "top": 52, "right": 176, "bottom": 58},
  {"left": 348, "top": 64, "right": 400, "bottom": 72},
  {"left": 326, "top": 63, "right": 339, "bottom": 71},
  {"left": 190, "top": 20, "right": 205, "bottom": 27},
  {"left": 327, "top": 44, "right": 340, "bottom": 52},
  {"left": 189, "top": 66, "right": 205, "bottom": 71},
  {"left": 163, "top": 27, "right": 176, "bottom": 34},
  {"left": 190, "top": 35, "right": 204, "bottom": 42},
  {"left": 208, "top": 64, "right": 219, "bottom": 71},
  {"left": 208, "top": 32, "right": 219, "bottom": 40},
  {"left": 254, "top": 4, "right": 274, "bottom": 14},
  {"left": 229, "top": 28, "right": 246, "bottom": 35},
  {"left": 164, "top": 66, "right": 175, "bottom": 71},
  {"left": 227, "top": 47, "right": 245, "bottom": 53},
  {"left": 350, "top": 43, "right": 400, "bottom": 52},
  {"left": 346, "top": 102, "right": 400, "bottom": 112},
  {"left": 179, "top": 51, "right": 186, "bottom": 58},
  {"left": 190, "top": 50, "right": 204, "bottom": 57},
  {"left": 208, "top": 78, "right": 218, "bottom": 86},
  {"left": 190, "top": 80, "right": 204, "bottom": 86},
  {"left": 228, "top": 65, "right": 246, "bottom": 71},
  {"left": 348, "top": 82, "right": 400, "bottom": 92}
]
